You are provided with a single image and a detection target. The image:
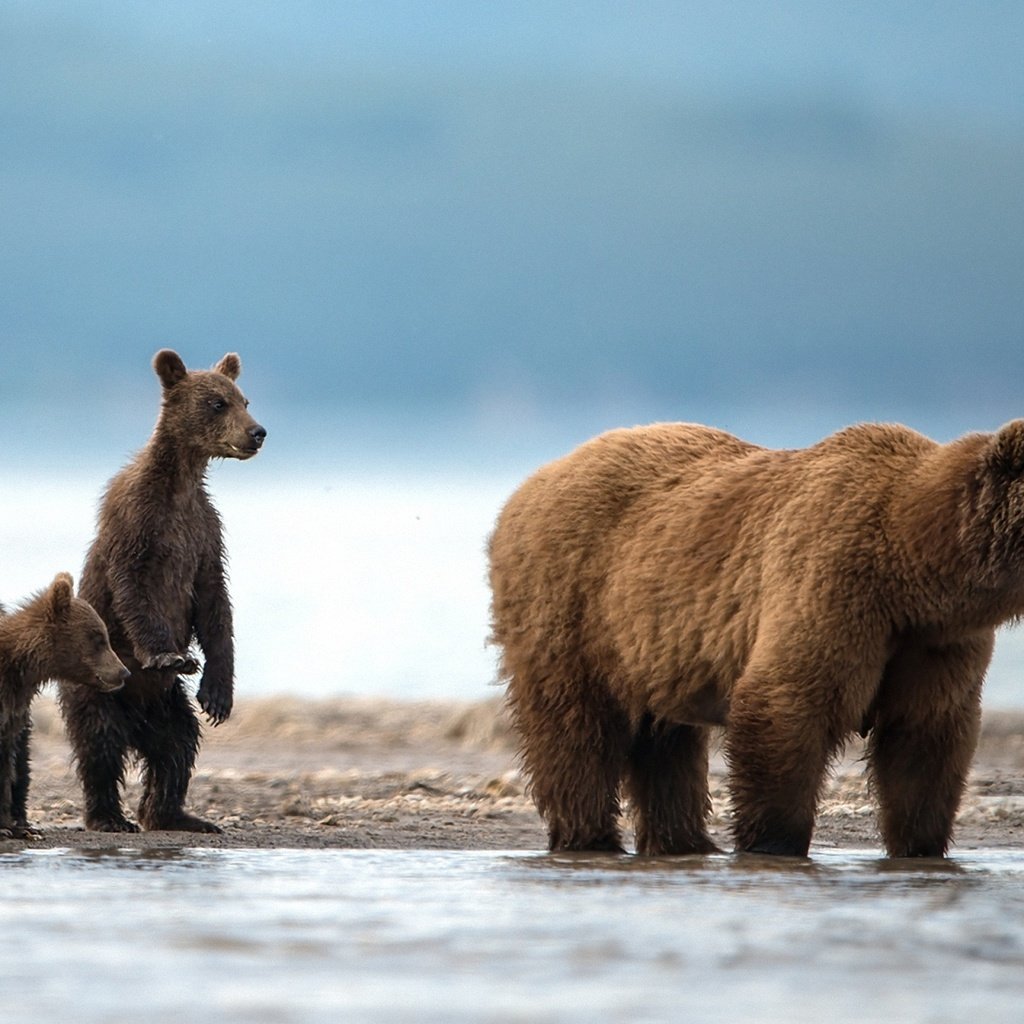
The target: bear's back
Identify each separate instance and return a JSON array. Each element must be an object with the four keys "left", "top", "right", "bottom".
[
  {"left": 490, "top": 423, "right": 756, "bottom": 569},
  {"left": 488, "top": 424, "right": 759, "bottom": 654},
  {"left": 495, "top": 422, "right": 756, "bottom": 532},
  {"left": 489, "top": 420, "right": 948, "bottom": 709}
]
